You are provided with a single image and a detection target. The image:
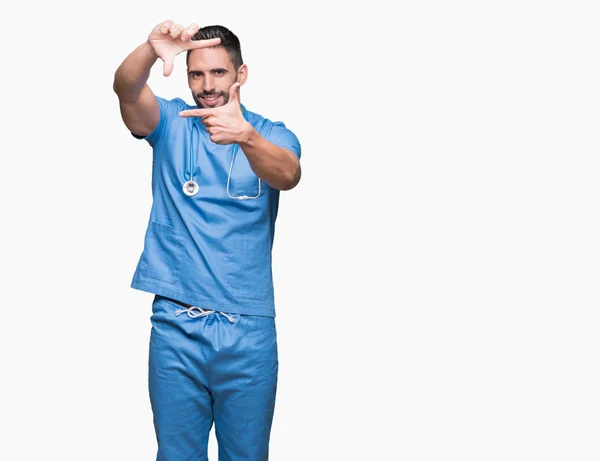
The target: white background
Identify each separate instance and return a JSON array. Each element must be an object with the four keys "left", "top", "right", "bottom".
[{"left": 1, "top": 0, "right": 599, "bottom": 459}]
